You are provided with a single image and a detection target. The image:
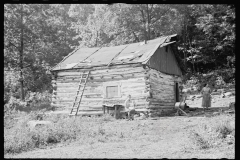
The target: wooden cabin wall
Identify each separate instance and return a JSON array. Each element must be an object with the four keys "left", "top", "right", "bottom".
[
  {"left": 51, "top": 64, "right": 149, "bottom": 113},
  {"left": 146, "top": 46, "right": 182, "bottom": 76},
  {"left": 144, "top": 66, "right": 182, "bottom": 111}
]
